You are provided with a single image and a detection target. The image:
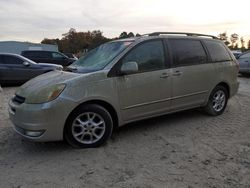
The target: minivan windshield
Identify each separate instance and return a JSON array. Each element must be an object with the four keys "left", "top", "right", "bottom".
[{"left": 70, "top": 41, "right": 133, "bottom": 71}]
